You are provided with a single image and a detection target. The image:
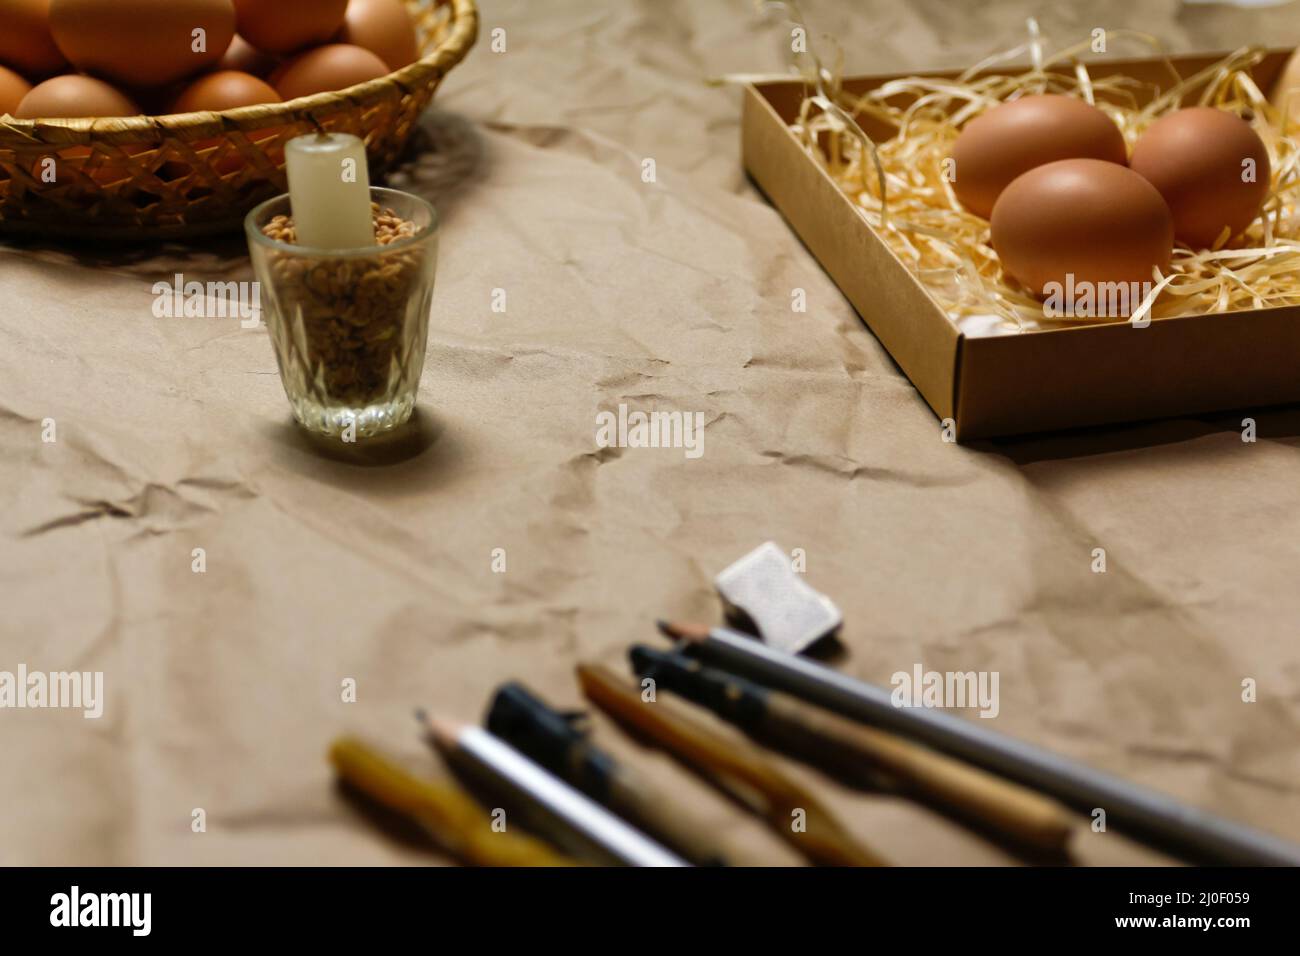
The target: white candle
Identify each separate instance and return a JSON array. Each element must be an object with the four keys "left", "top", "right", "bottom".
[{"left": 284, "top": 132, "right": 374, "bottom": 249}]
